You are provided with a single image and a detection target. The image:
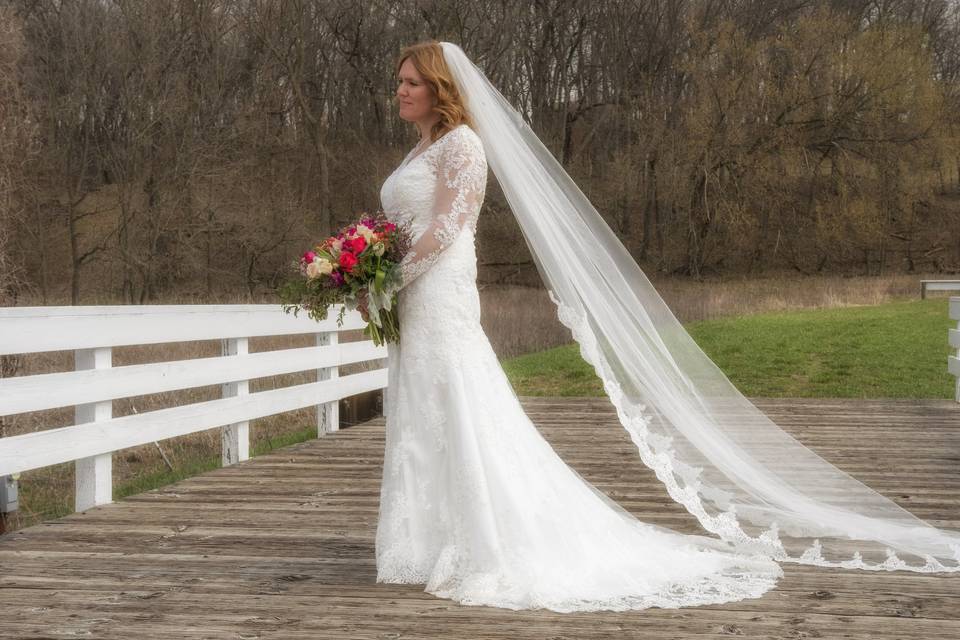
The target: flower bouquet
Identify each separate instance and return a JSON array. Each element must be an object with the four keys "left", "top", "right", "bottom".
[{"left": 277, "top": 210, "right": 410, "bottom": 346}]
